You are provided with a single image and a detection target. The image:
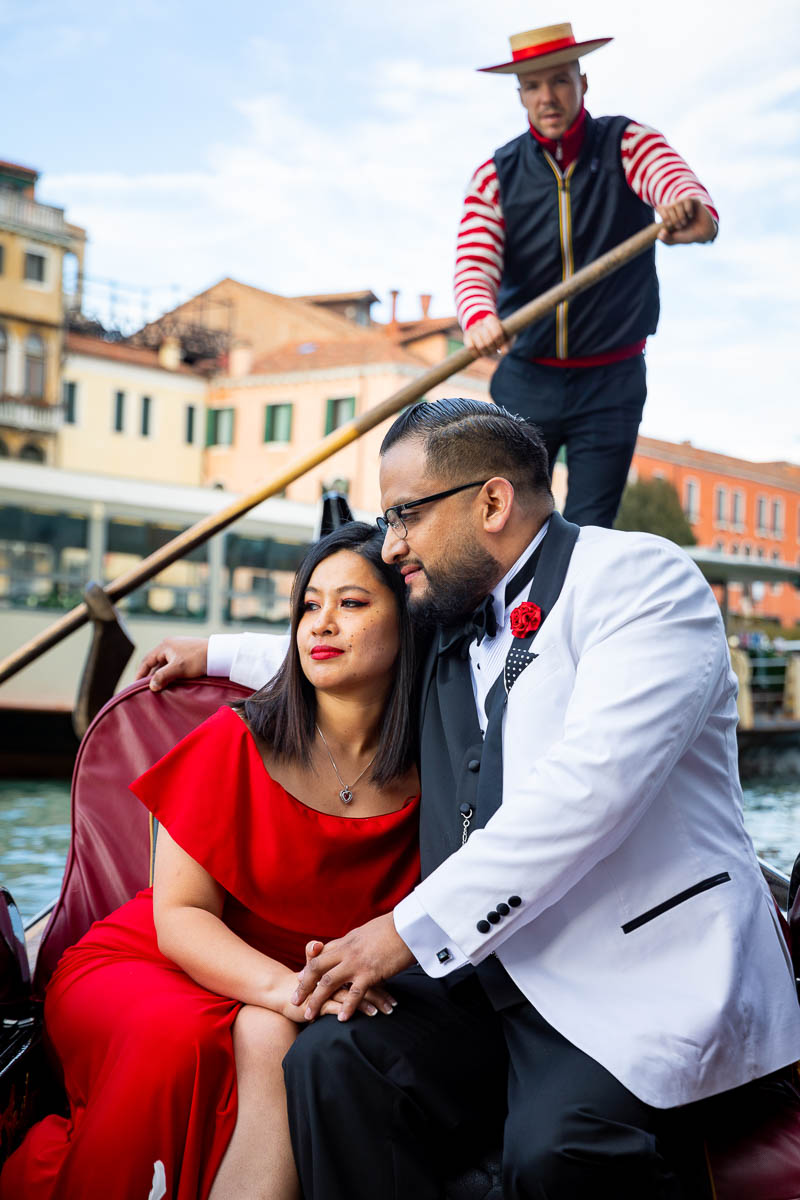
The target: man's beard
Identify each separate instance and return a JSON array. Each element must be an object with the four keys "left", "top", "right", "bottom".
[{"left": 408, "top": 536, "right": 502, "bottom": 632}]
